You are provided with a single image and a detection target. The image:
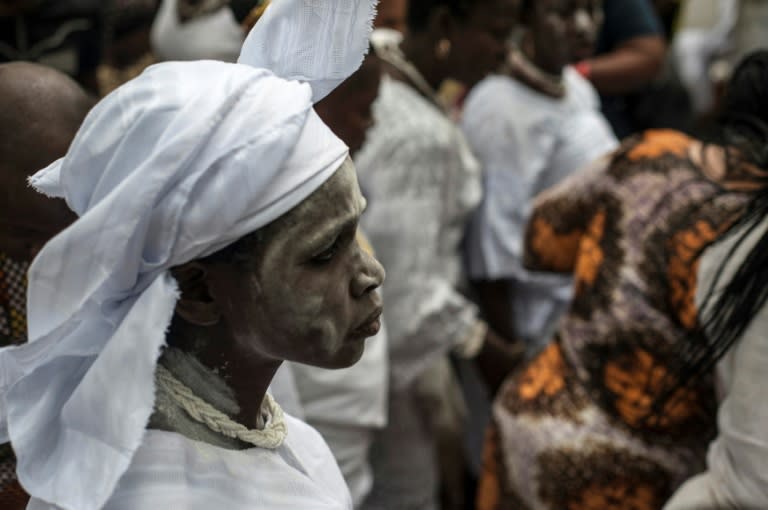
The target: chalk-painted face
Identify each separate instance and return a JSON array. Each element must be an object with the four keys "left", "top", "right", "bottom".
[{"left": 217, "top": 158, "right": 385, "bottom": 369}]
